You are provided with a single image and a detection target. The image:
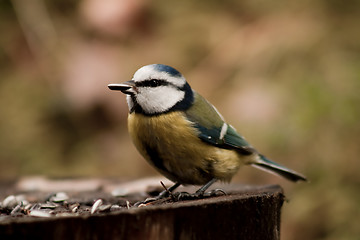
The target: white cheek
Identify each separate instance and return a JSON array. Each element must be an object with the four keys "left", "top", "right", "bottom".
[
  {"left": 126, "top": 95, "right": 134, "bottom": 111},
  {"left": 136, "top": 86, "right": 185, "bottom": 114}
]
